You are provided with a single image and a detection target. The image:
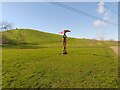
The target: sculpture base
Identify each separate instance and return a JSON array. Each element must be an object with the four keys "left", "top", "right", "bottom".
[{"left": 63, "top": 52, "right": 67, "bottom": 54}]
